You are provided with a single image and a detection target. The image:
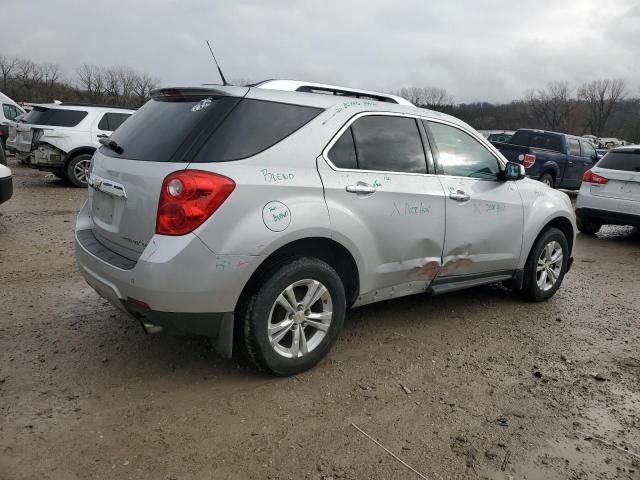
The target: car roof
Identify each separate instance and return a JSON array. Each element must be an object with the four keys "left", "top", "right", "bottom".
[
  {"left": 0, "top": 91, "right": 22, "bottom": 109},
  {"left": 30, "top": 103, "right": 135, "bottom": 113},
  {"left": 151, "top": 84, "right": 467, "bottom": 129},
  {"left": 610, "top": 144, "right": 640, "bottom": 152}
]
